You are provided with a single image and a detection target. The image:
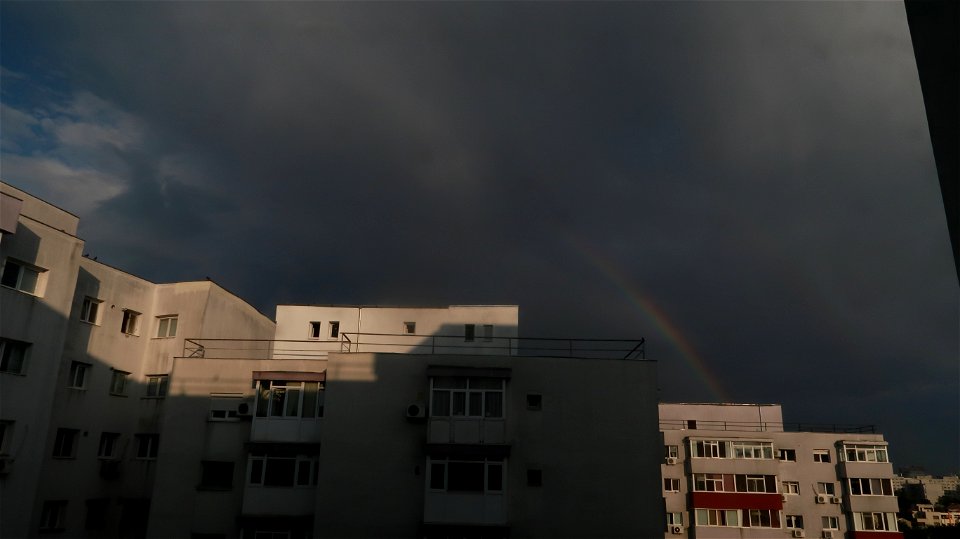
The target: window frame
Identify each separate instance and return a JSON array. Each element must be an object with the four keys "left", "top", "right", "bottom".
[
  {"left": 667, "top": 512, "right": 684, "bottom": 526},
  {"left": 813, "top": 449, "right": 831, "bottom": 463},
  {"left": 0, "top": 338, "right": 30, "bottom": 374},
  {"left": 98, "top": 432, "right": 120, "bottom": 460},
  {"left": 120, "top": 309, "right": 141, "bottom": 336},
  {"left": 778, "top": 448, "right": 797, "bottom": 462},
  {"left": 464, "top": 324, "right": 475, "bottom": 342},
  {"left": 39, "top": 500, "right": 67, "bottom": 532},
  {"left": 403, "top": 321, "right": 416, "bottom": 334},
  {"left": 430, "top": 377, "right": 505, "bottom": 419},
  {"left": 68, "top": 361, "right": 91, "bottom": 389},
  {"left": 134, "top": 433, "right": 159, "bottom": 460},
  {"left": 665, "top": 444, "right": 679, "bottom": 459},
  {"left": 427, "top": 456, "right": 505, "bottom": 494},
  {"left": 145, "top": 374, "right": 169, "bottom": 398},
  {"left": 254, "top": 380, "right": 324, "bottom": 419},
  {"left": 822, "top": 516, "right": 840, "bottom": 530},
  {"left": 52, "top": 428, "right": 79, "bottom": 459},
  {"left": 109, "top": 369, "right": 130, "bottom": 396},
  {"left": 816, "top": 482, "right": 836, "bottom": 496},
  {"left": 247, "top": 454, "right": 318, "bottom": 488},
  {"left": 1, "top": 258, "right": 45, "bottom": 296},
  {"left": 695, "top": 509, "right": 740, "bottom": 528},
  {"left": 744, "top": 509, "right": 779, "bottom": 528},
  {"left": 80, "top": 297, "right": 102, "bottom": 325},
  {"left": 848, "top": 477, "right": 893, "bottom": 496},
  {"left": 664, "top": 478, "right": 681, "bottom": 492},
  {"left": 308, "top": 321, "right": 321, "bottom": 340},
  {"left": 328, "top": 321, "right": 339, "bottom": 339},
  {"left": 155, "top": 315, "right": 178, "bottom": 338},
  {"left": 482, "top": 324, "right": 494, "bottom": 342},
  {"left": 842, "top": 444, "right": 889, "bottom": 463},
  {"left": 782, "top": 481, "right": 800, "bottom": 495},
  {"left": 853, "top": 512, "right": 898, "bottom": 532},
  {"left": 785, "top": 515, "right": 804, "bottom": 529}
]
